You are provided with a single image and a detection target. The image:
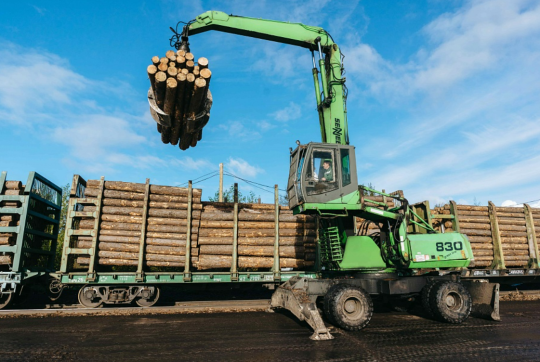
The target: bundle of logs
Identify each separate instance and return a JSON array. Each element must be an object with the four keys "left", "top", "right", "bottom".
[
  {"left": 0, "top": 180, "right": 23, "bottom": 265},
  {"left": 196, "top": 203, "right": 316, "bottom": 270},
  {"left": 73, "top": 179, "right": 315, "bottom": 271},
  {"left": 76, "top": 180, "right": 203, "bottom": 268},
  {"left": 147, "top": 50, "right": 212, "bottom": 150},
  {"left": 432, "top": 204, "right": 540, "bottom": 268}
]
